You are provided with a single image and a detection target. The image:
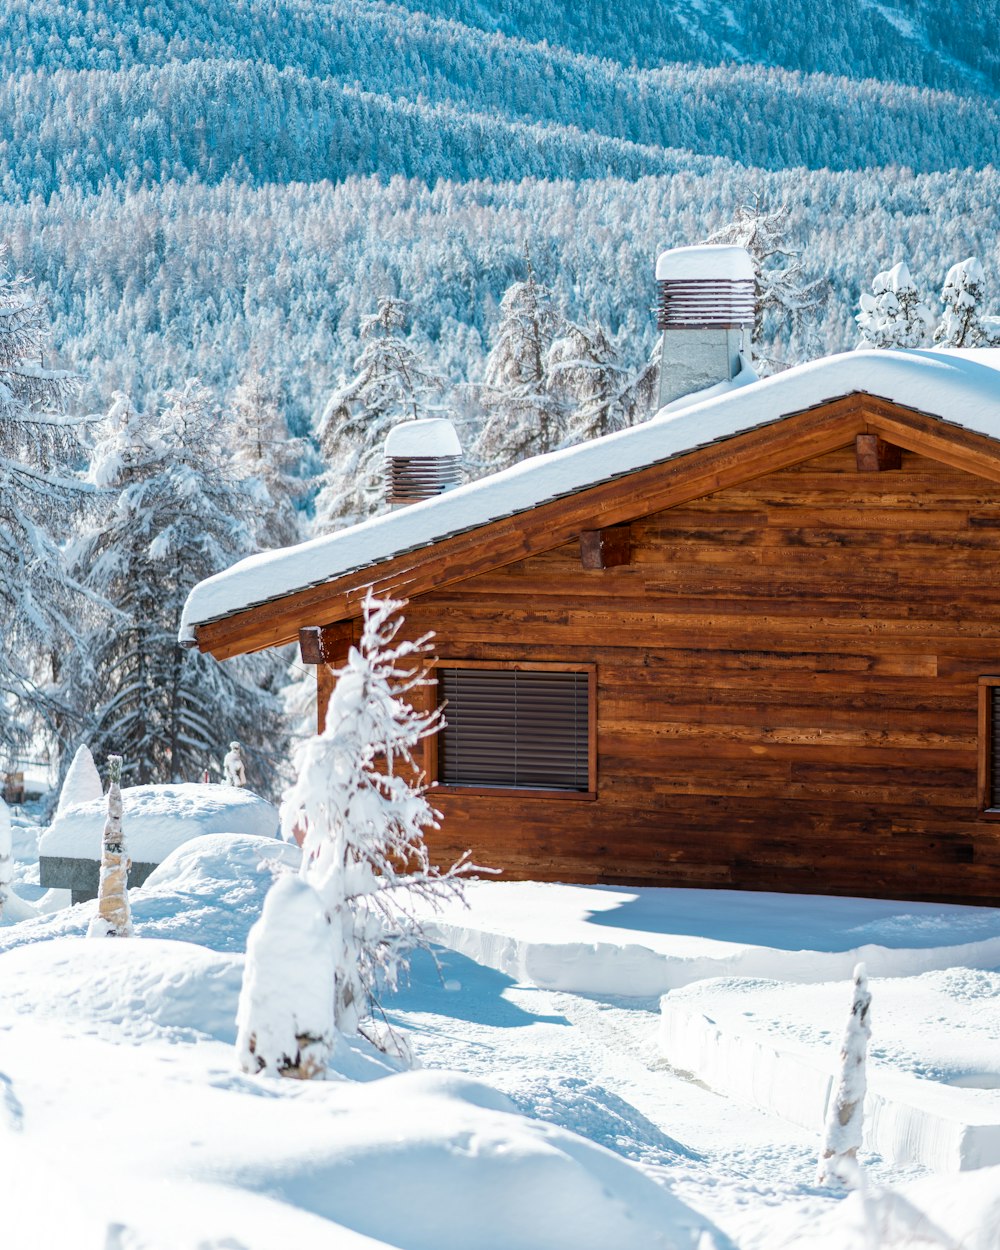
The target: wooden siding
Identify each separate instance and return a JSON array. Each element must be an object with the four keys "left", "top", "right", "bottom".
[{"left": 398, "top": 443, "right": 1000, "bottom": 905}]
